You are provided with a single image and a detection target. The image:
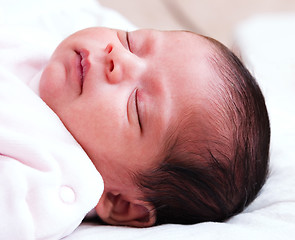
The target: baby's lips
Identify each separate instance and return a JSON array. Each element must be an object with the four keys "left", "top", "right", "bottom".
[
  {"left": 74, "top": 48, "right": 90, "bottom": 93},
  {"left": 80, "top": 49, "right": 90, "bottom": 78},
  {"left": 79, "top": 49, "right": 90, "bottom": 79}
]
